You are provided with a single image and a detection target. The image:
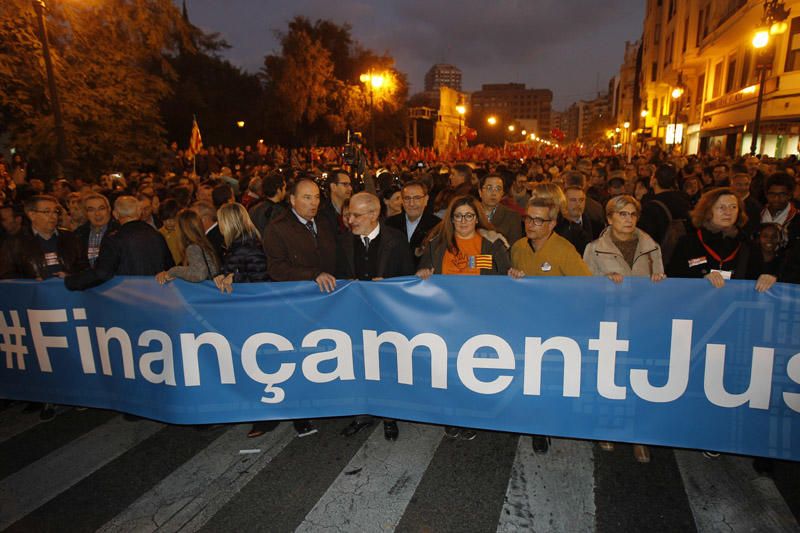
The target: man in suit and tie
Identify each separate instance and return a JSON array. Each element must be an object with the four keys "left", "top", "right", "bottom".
[
  {"left": 478, "top": 174, "right": 523, "bottom": 245},
  {"left": 336, "top": 192, "right": 414, "bottom": 441},
  {"left": 385, "top": 180, "right": 440, "bottom": 267},
  {"left": 262, "top": 177, "right": 338, "bottom": 438}
]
